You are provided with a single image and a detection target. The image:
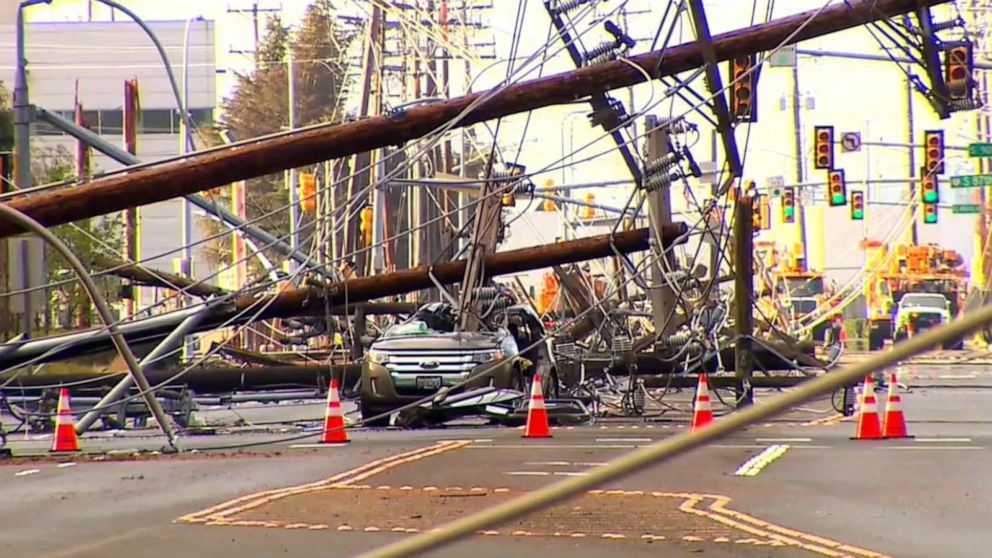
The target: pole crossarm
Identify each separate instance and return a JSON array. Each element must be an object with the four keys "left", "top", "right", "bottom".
[{"left": 0, "top": 0, "right": 949, "bottom": 238}]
